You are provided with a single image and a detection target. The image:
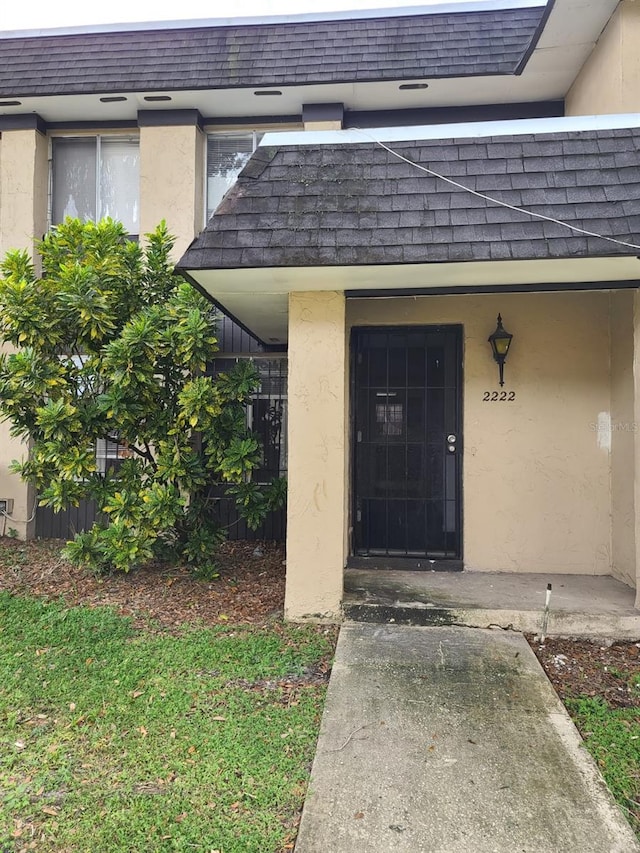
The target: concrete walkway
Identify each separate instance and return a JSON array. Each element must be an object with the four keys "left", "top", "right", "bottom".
[{"left": 295, "top": 624, "right": 639, "bottom": 853}]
